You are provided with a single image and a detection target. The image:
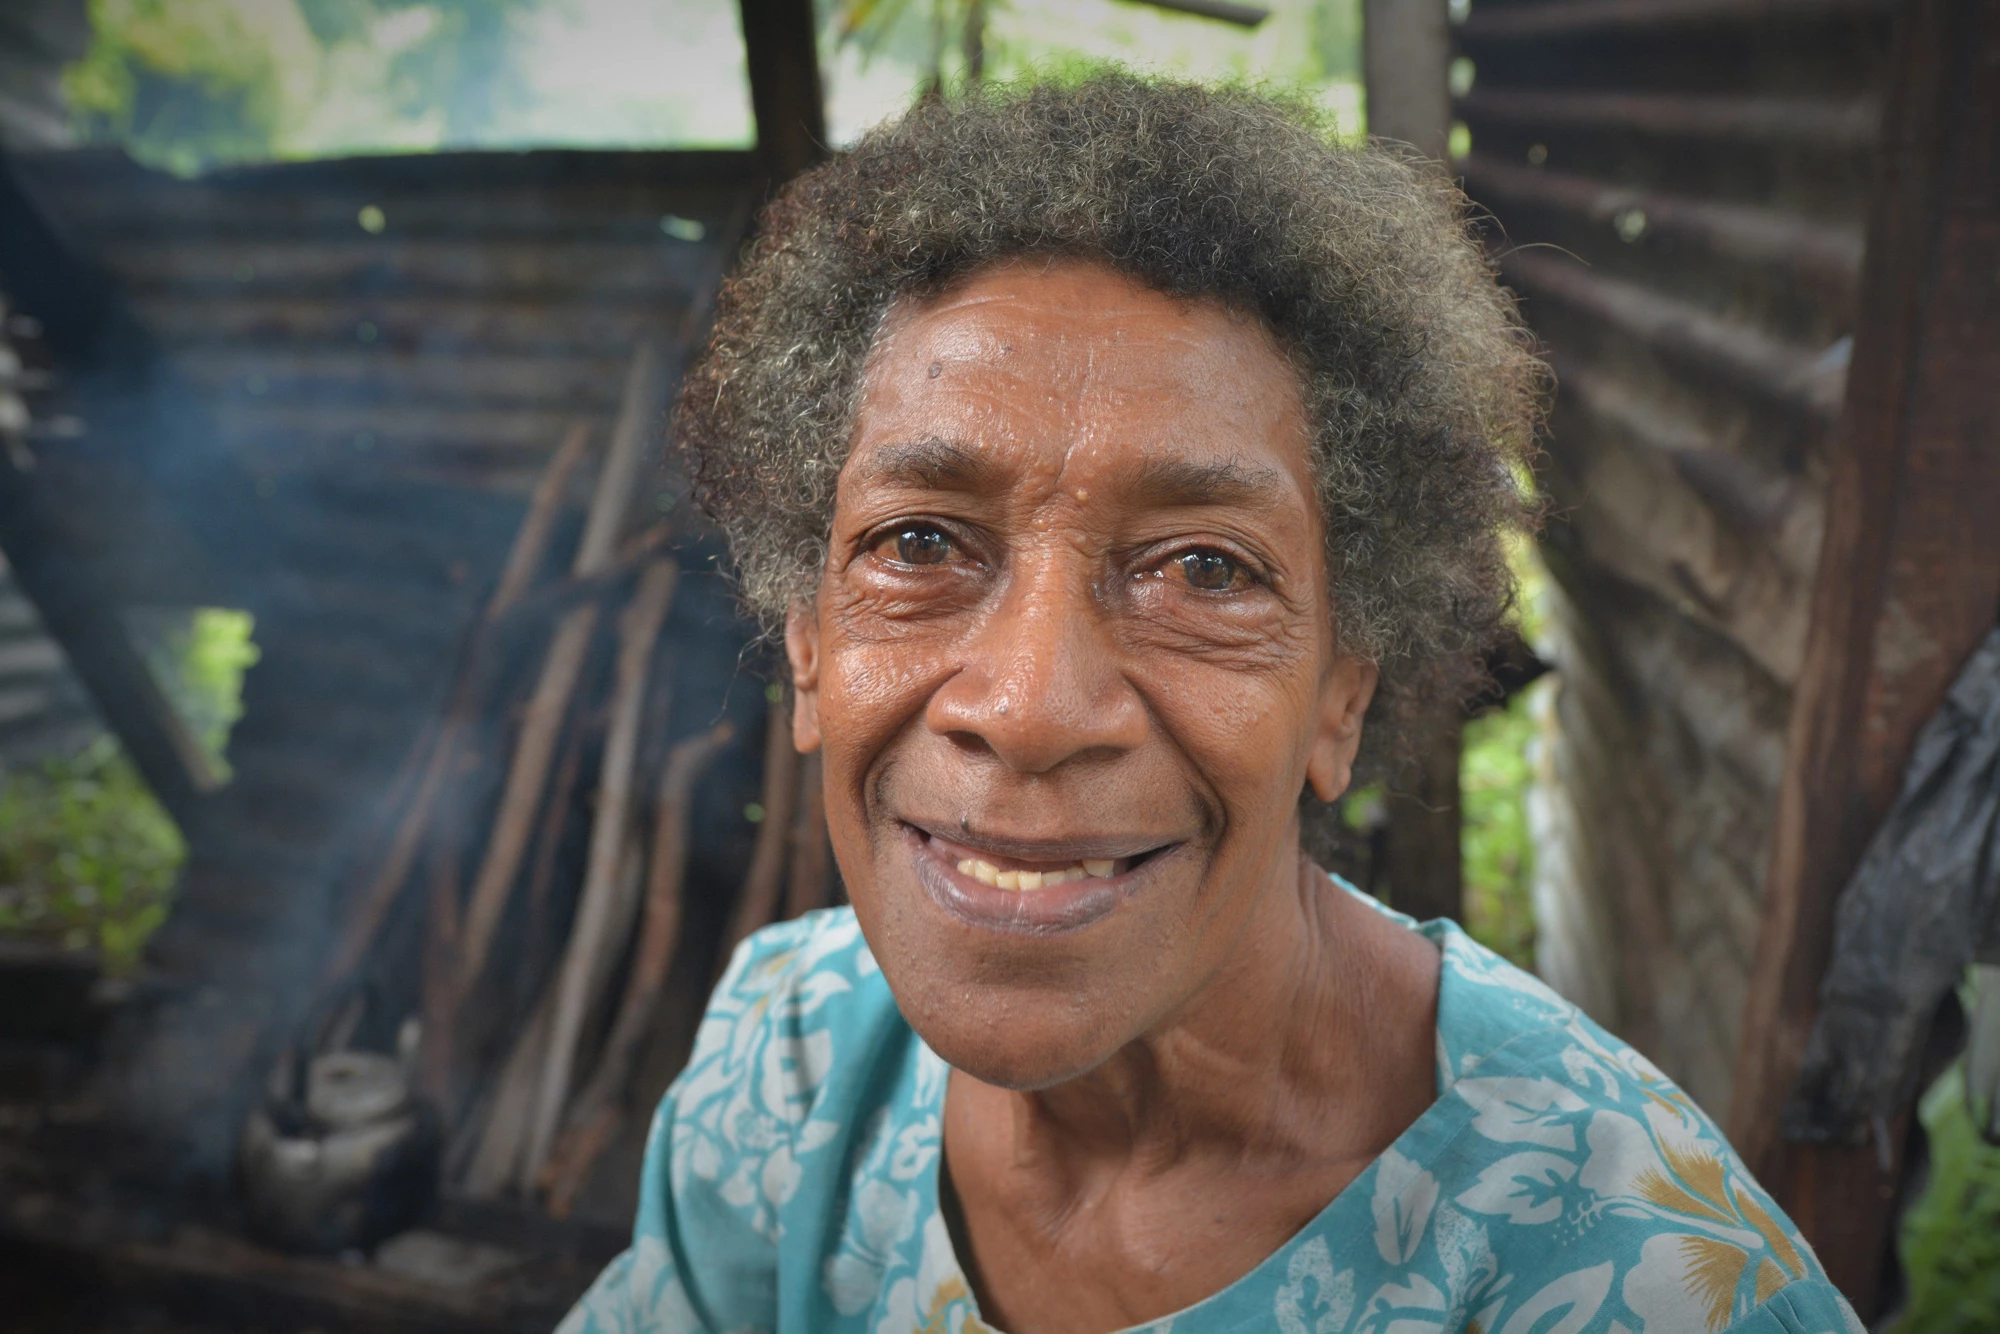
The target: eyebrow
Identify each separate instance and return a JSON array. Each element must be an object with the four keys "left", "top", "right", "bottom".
[
  {"left": 852, "top": 439, "right": 1290, "bottom": 509},
  {"left": 1128, "top": 456, "right": 1290, "bottom": 510},
  {"left": 849, "top": 439, "right": 998, "bottom": 492}
]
